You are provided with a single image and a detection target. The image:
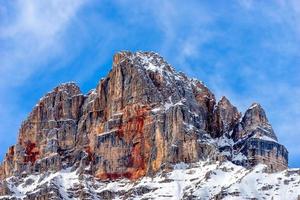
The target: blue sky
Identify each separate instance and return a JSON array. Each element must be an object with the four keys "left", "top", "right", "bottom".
[{"left": 0, "top": 0, "right": 299, "bottom": 167}]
